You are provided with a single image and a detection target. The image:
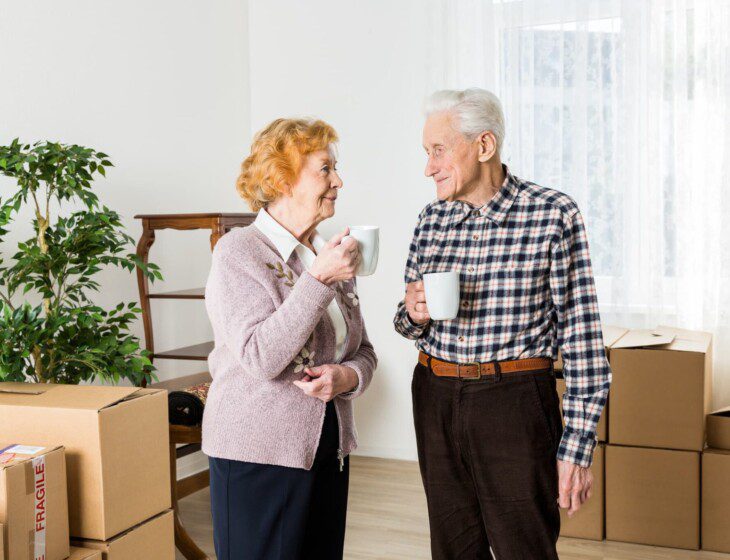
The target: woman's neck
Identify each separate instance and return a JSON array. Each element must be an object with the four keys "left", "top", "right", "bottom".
[{"left": 265, "top": 201, "right": 318, "bottom": 245}]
